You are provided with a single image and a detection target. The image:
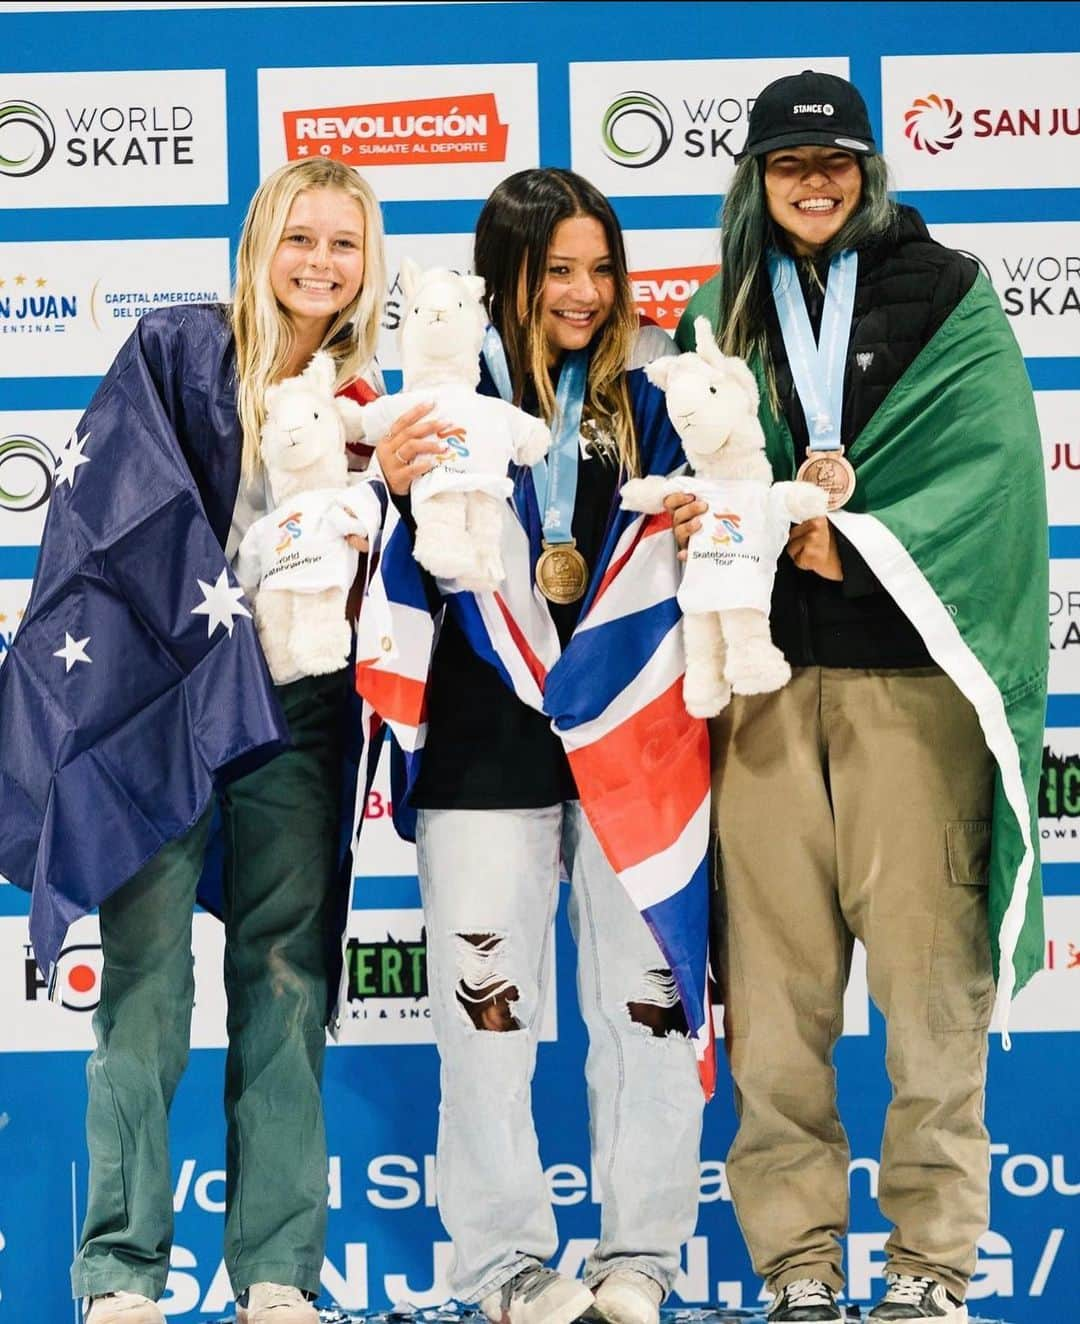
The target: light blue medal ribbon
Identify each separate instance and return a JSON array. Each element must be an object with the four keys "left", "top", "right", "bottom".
[
  {"left": 768, "top": 249, "right": 857, "bottom": 452},
  {"left": 481, "top": 325, "right": 590, "bottom": 600}
]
